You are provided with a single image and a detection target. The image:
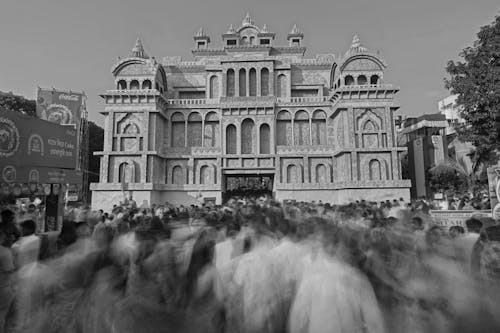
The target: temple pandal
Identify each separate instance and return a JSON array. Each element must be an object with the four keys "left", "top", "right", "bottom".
[{"left": 90, "top": 14, "right": 411, "bottom": 210}]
